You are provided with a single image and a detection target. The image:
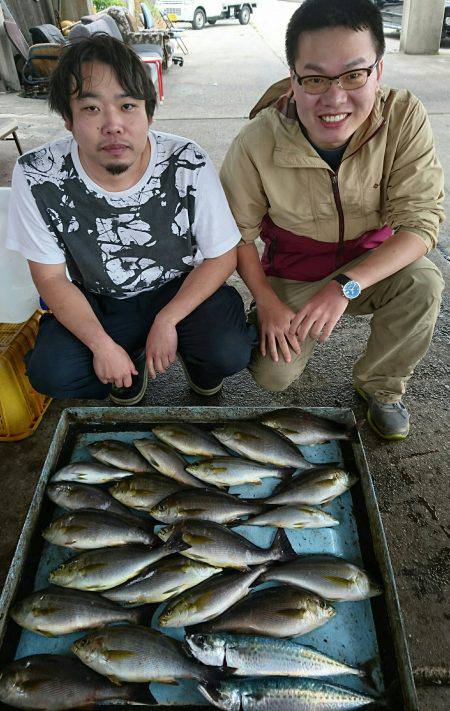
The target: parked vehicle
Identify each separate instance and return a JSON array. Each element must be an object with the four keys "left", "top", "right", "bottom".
[
  {"left": 374, "top": 1, "right": 450, "bottom": 42},
  {"left": 157, "top": 1, "right": 257, "bottom": 30}
]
